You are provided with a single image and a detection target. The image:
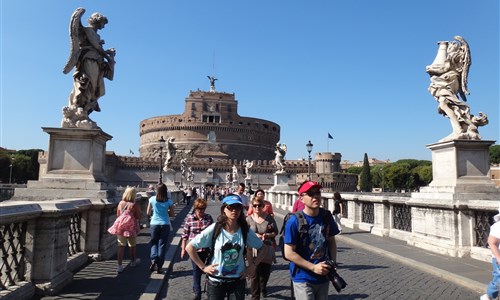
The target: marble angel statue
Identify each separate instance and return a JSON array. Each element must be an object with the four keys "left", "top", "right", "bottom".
[
  {"left": 163, "top": 137, "right": 176, "bottom": 171},
  {"left": 244, "top": 160, "right": 254, "bottom": 179},
  {"left": 426, "top": 36, "right": 488, "bottom": 142},
  {"left": 275, "top": 142, "right": 287, "bottom": 173},
  {"left": 62, "top": 7, "right": 116, "bottom": 129}
]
